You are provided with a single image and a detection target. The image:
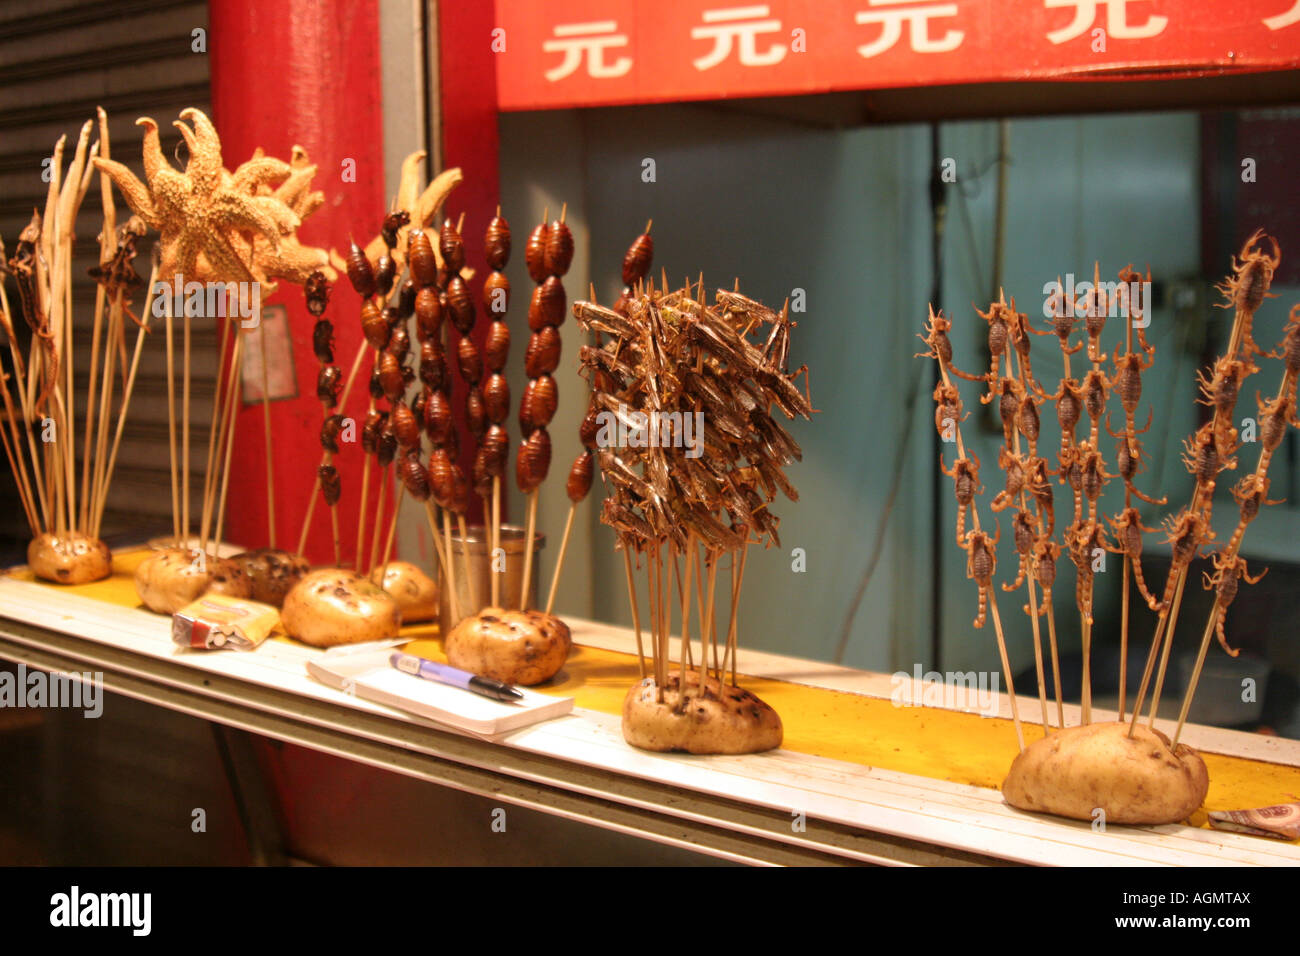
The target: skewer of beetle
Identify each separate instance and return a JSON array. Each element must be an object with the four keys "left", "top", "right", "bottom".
[
  {"left": 576, "top": 276, "right": 812, "bottom": 708},
  {"left": 1128, "top": 232, "right": 1281, "bottom": 737},
  {"left": 514, "top": 207, "right": 575, "bottom": 612}
]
